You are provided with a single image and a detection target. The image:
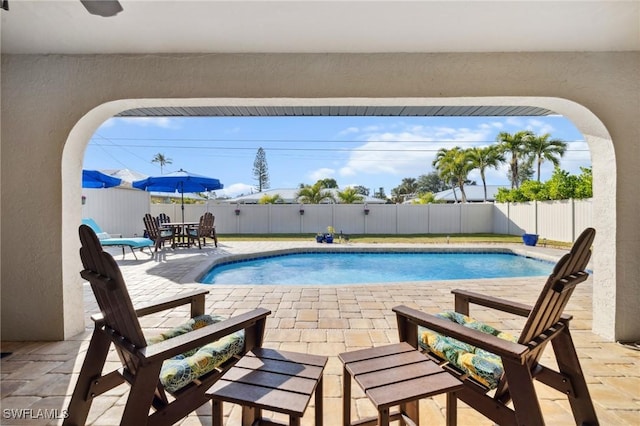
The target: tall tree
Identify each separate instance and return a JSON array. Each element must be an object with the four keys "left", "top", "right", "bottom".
[
  {"left": 151, "top": 153, "right": 172, "bottom": 174},
  {"left": 316, "top": 178, "right": 338, "bottom": 188},
  {"left": 417, "top": 172, "right": 448, "bottom": 194},
  {"left": 497, "top": 130, "right": 534, "bottom": 189},
  {"left": 252, "top": 147, "right": 270, "bottom": 192},
  {"left": 392, "top": 177, "right": 419, "bottom": 203},
  {"left": 353, "top": 185, "right": 370, "bottom": 196},
  {"left": 526, "top": 133, "right": 567, "bottom": 181},
  {"left": 467, "top": 146, "right": 505, "bottom": 202},
  {"left": 433, "top": 148, "right": 458, "bottom": 202},
  {"left": 432, "top": 147, "right": 474, "bottom": 203},
  {"left": 373, "top": 187, "right": 387, "bottom": 201}
]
